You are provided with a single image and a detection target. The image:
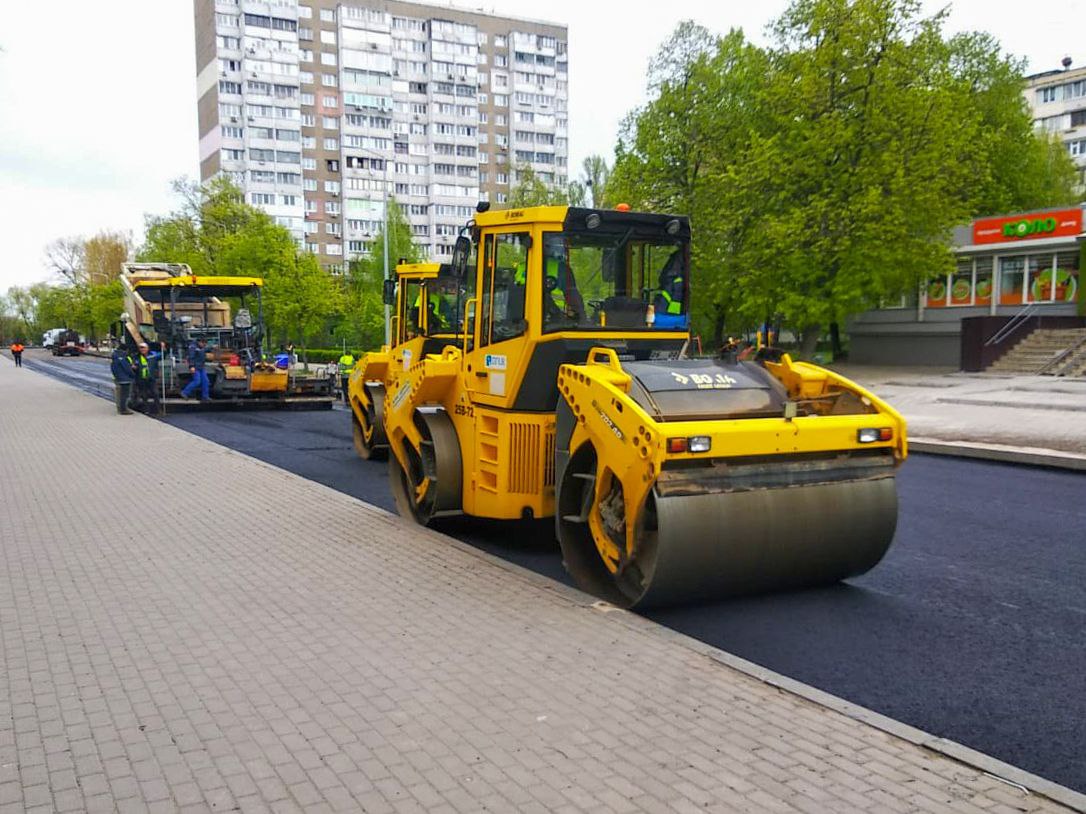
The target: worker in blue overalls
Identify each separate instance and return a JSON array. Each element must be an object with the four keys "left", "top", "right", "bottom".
[{"left": 180, "top": 338, "right": 210, "bottom": 401}]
